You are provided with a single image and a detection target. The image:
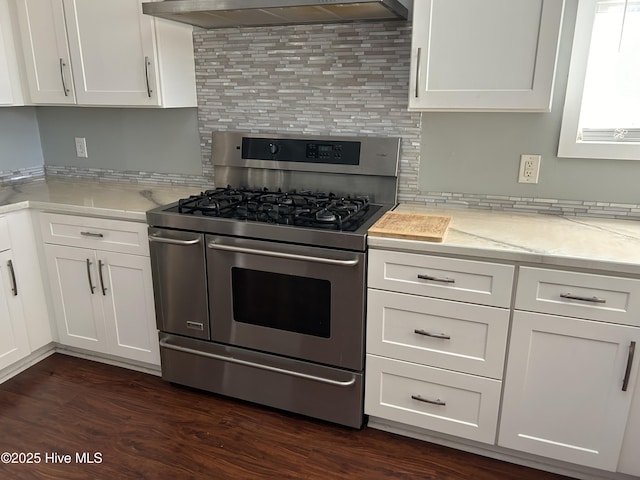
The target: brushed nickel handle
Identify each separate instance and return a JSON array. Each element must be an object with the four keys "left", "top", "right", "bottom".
[
  {"left": 86, "top": 258, "right": 95, "bottom": 294},
  {"left": 415, "top": 47, "right": 421, "bottom": 98},
  {"left": 414, "top": 329, "right": 450, "bottom": 340},
  {"left": 207, "top": 241, "right": 359, "bottom": 267},
  {"left": 417, "top": 273, "right": 455, "bottom": 284},
  {"left": 98, "top": 260, "right": 107, "bottom": 296},
  {"left": 7, "top": 259, "right": 17, "bottom": 296},
  {"left": 148, "top": 234, "right": 201, "bottom": 246},
  {"left": 560, "top": 293, "right": 606, "bottom": 304},
  {"left": 411, "top": 394, "right": 446, "bottom": 406},
  {"left": 80, "top": 231, "right": 104, "bottom": 238},
  {"left": 144, "top": 56, "right": 152, "bottom": 98},
  {"left": 59, "top": 58, "right": 69, "bottom": 96},
  {"left": 622, "top": 341, "right": 636, "bottom": 392},
  {"left": 159, "top": 338, "right": 357, "bottom": 387}
]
